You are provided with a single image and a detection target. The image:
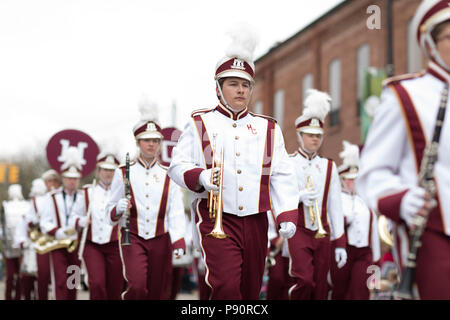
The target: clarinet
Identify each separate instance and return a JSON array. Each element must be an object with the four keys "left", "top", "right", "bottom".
[
  {"left": 122, "top": 153, "right": 131, "bottom": 246},
  {"left": 394, "top": 83, "right": 449, "bottom": 300}
]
